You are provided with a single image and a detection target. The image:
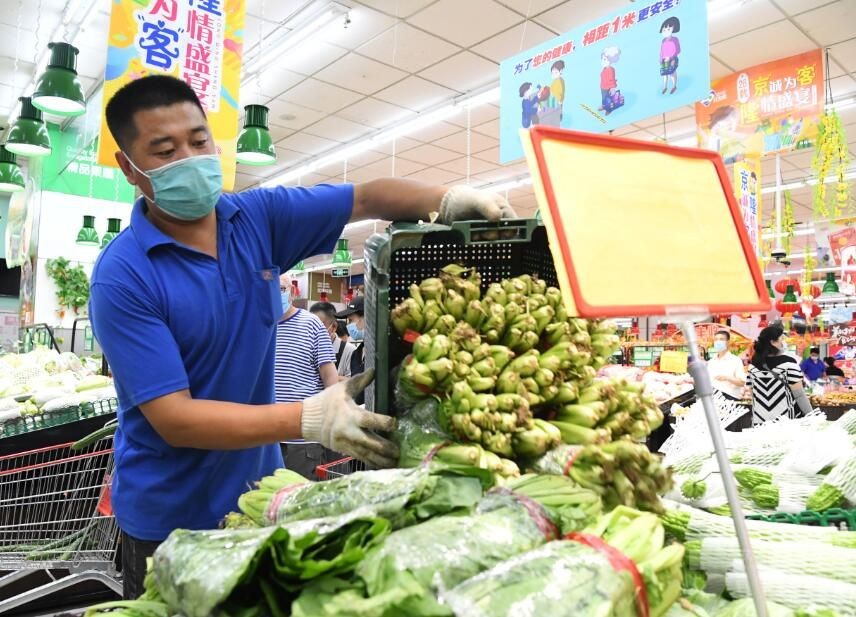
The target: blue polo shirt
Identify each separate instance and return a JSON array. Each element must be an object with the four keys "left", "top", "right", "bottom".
[
  {"left": 800, "top": 357, "right": 825, "bottom": 382},
  {"left": 89, "top": 184, "right": 352, "bottom": 540}
]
